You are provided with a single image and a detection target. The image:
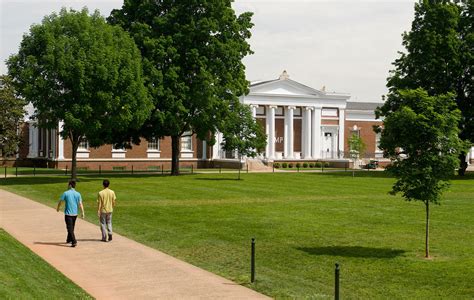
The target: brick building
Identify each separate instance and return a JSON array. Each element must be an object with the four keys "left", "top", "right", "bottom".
[{"left": 14, "top": 71, "right": 474, "bottom": 170}]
